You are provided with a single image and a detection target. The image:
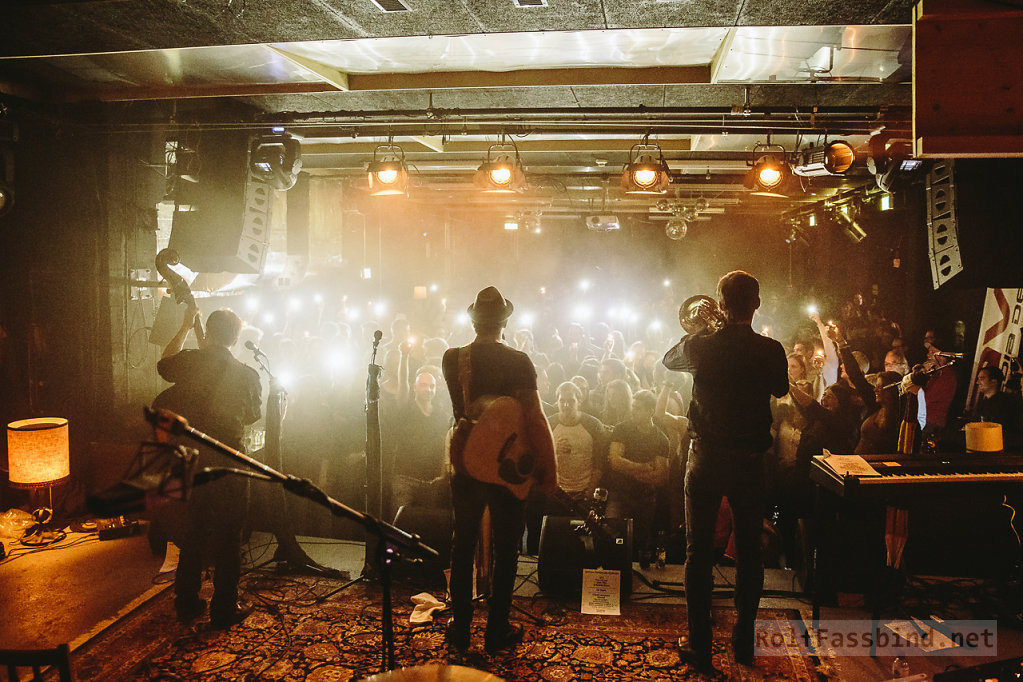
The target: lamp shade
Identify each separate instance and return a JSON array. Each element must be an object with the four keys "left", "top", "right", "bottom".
[{"left": 7, "top": 417, "right": 70, "bottom": 489}]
